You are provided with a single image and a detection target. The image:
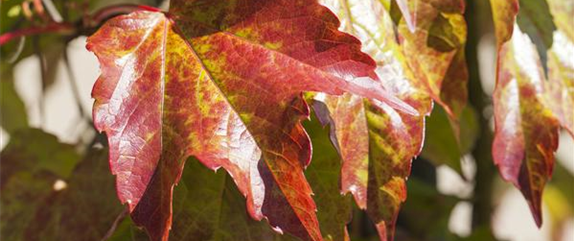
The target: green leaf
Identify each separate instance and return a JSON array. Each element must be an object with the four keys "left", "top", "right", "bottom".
[
  {"left": 421, "top": 105, "right": 478, "bottom": 175},
  {"left": 23, "top": 149, "right": 128, "bottom": 240},
  {"left": 0, "top": 65, "right": 28, "bottom": 133},
  {"left": 304, "top": 109, "right": 353, "bottom": 241},
  {"left": 0, "top": 128, "right": 80, "bottom": 240},
  {"left": 516, "top": 0, "right": 557, "bottom": 51}
]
